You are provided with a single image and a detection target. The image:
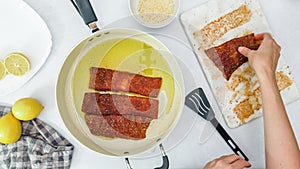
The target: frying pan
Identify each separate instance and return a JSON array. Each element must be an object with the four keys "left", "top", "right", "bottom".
[{"left": 56, "top": 0, "right": 184, "bottom": 167}]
